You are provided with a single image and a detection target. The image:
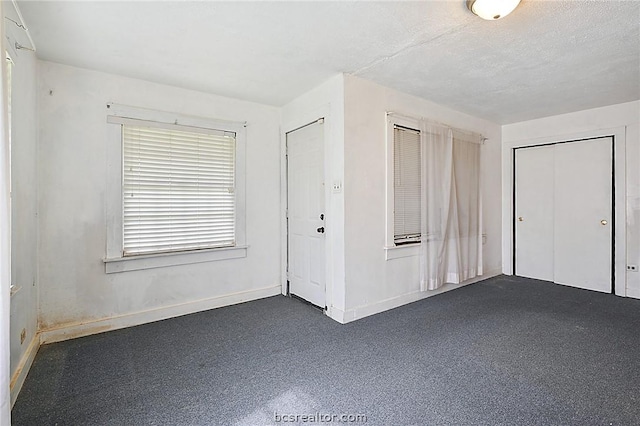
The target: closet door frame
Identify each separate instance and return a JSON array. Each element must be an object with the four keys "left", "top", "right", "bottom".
[
  {"left": 513, "top": 137, "right": 613, "bottom": 291},
  {"left": 502, "top": 126, "right": 627, "bottom": 297}
]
